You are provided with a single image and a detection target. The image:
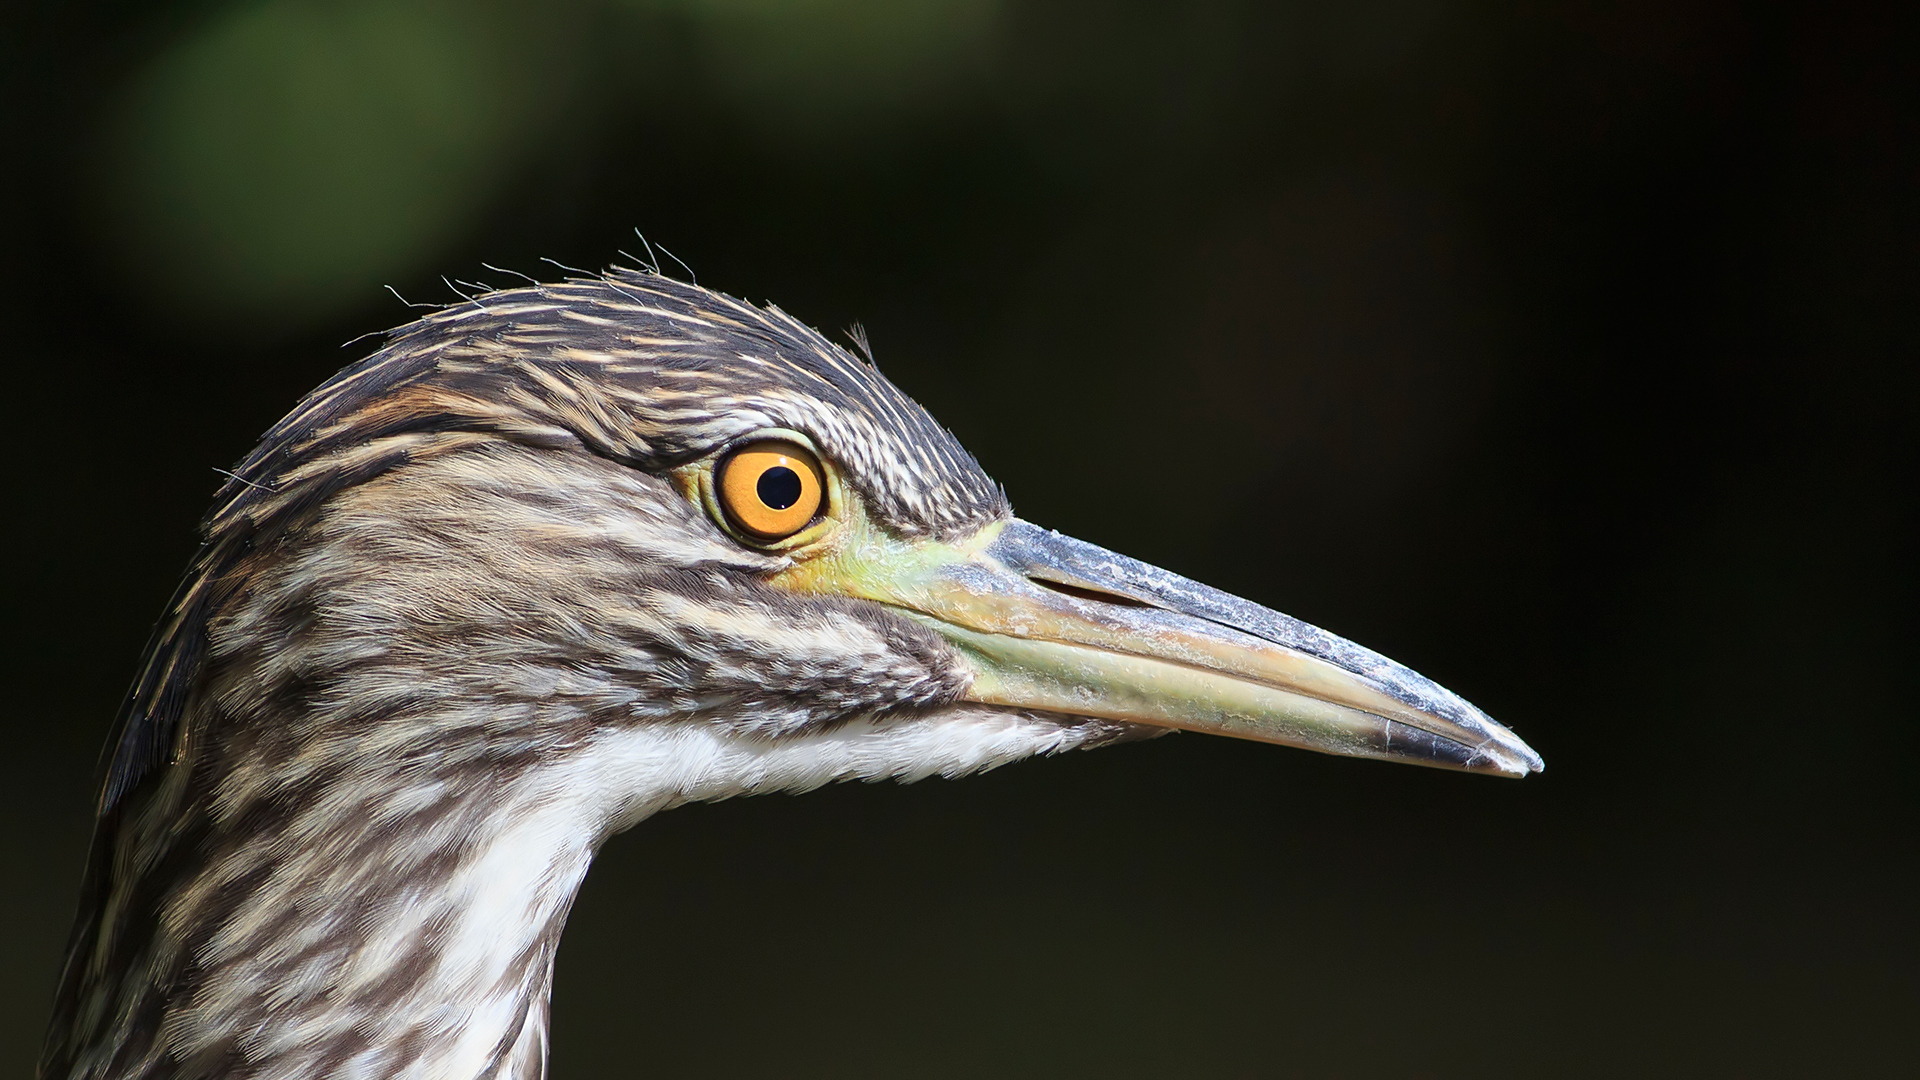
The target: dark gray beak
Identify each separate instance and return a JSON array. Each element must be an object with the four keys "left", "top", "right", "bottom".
[{"left": 846, "top": 518, "right": 1542, "bottom": 777}]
